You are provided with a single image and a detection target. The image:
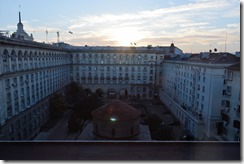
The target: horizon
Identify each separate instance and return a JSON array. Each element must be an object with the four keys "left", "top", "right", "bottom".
[{"left": 0, "top": 0, "right": 240, "bottom": 54}]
